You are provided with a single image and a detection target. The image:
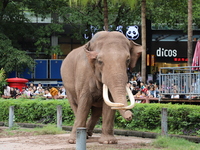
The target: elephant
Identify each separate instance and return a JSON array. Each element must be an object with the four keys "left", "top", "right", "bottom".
[{"left": 61, "top": 31, "right": 143, "bottom": 144}]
